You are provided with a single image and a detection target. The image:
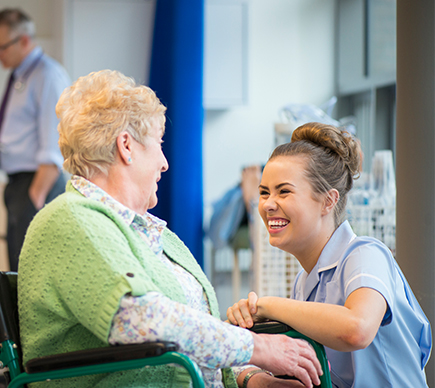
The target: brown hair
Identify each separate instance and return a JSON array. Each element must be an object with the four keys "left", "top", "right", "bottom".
[
  {"left": 269, "top": 122, "right": 361, "bottom": 227},
  {"left": 0, "top": 8, "right": 35, "bottom": 37}
]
